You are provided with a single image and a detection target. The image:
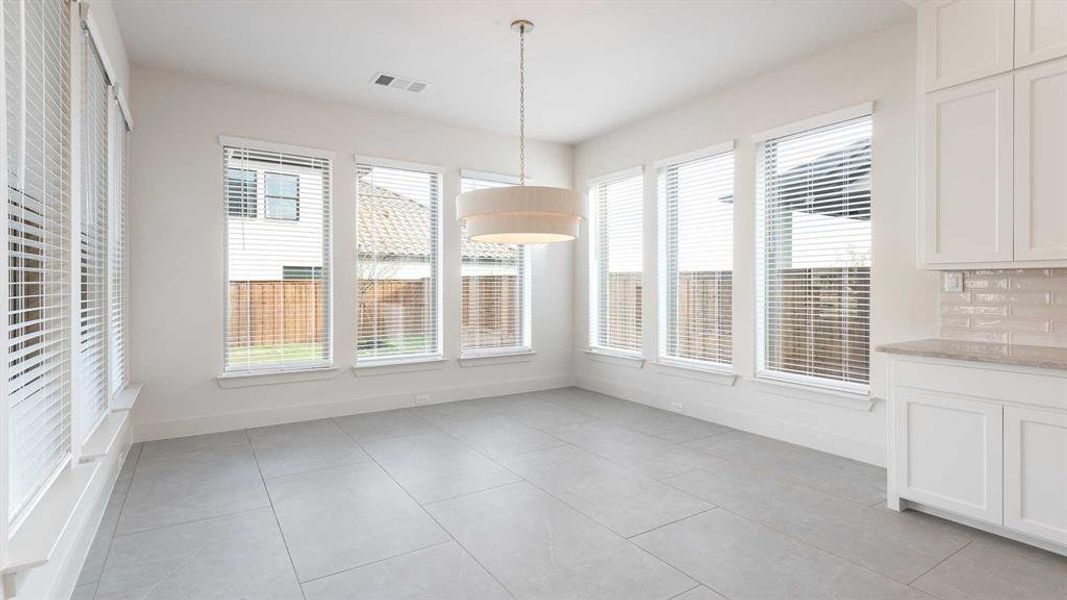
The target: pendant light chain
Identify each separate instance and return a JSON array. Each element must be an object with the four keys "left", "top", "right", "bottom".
[{"left": 518, "top": 22, "right": 526, "bottom": 185}]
